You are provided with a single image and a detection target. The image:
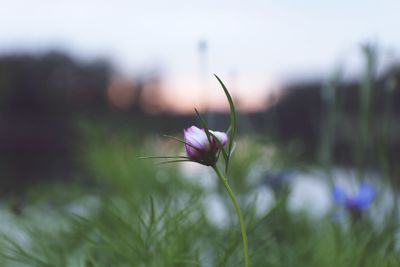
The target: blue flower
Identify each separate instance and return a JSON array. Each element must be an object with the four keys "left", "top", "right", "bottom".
[{"left": 332, "top": 183, "right": 376, "bottom": 219}]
